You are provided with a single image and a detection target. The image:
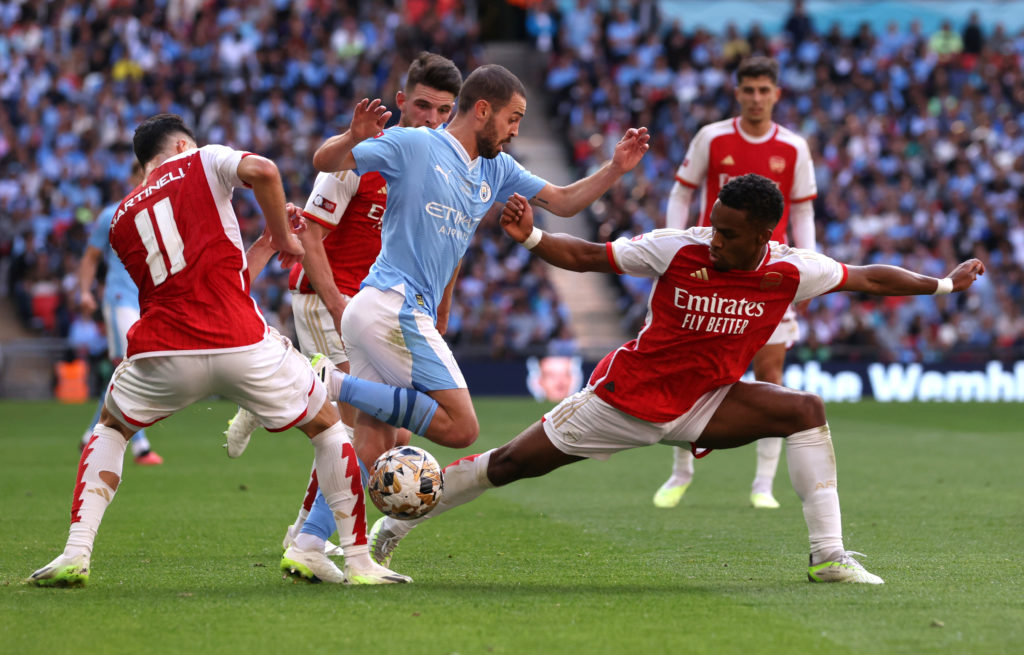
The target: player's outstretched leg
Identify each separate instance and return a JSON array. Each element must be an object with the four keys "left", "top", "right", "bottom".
[
  {"left": 28, "top": 425, "right": 129, "bottom": 587},
  {"left": 653, "top": 446, "right": 694, "bottom": 508},
  {"left": 305, "top": 422, "right": 410, "bottom": 584},
  {"left": 750, "top": 437, "right": 782, "bottom": 509},
  {"left": 785, "top": 425, "right": 883, "bottom": 584},
  {"left": 370, "top": 451, "right": 495, "bottom": 566}
]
